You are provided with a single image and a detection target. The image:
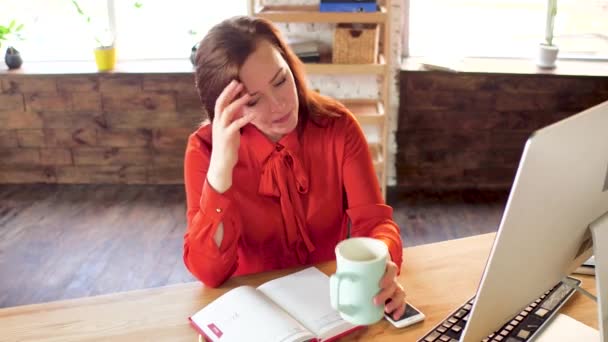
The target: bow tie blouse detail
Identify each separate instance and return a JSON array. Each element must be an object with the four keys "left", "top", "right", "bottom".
[{"left": 258, "top": 144, "right": 315, "bottom": 264}]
